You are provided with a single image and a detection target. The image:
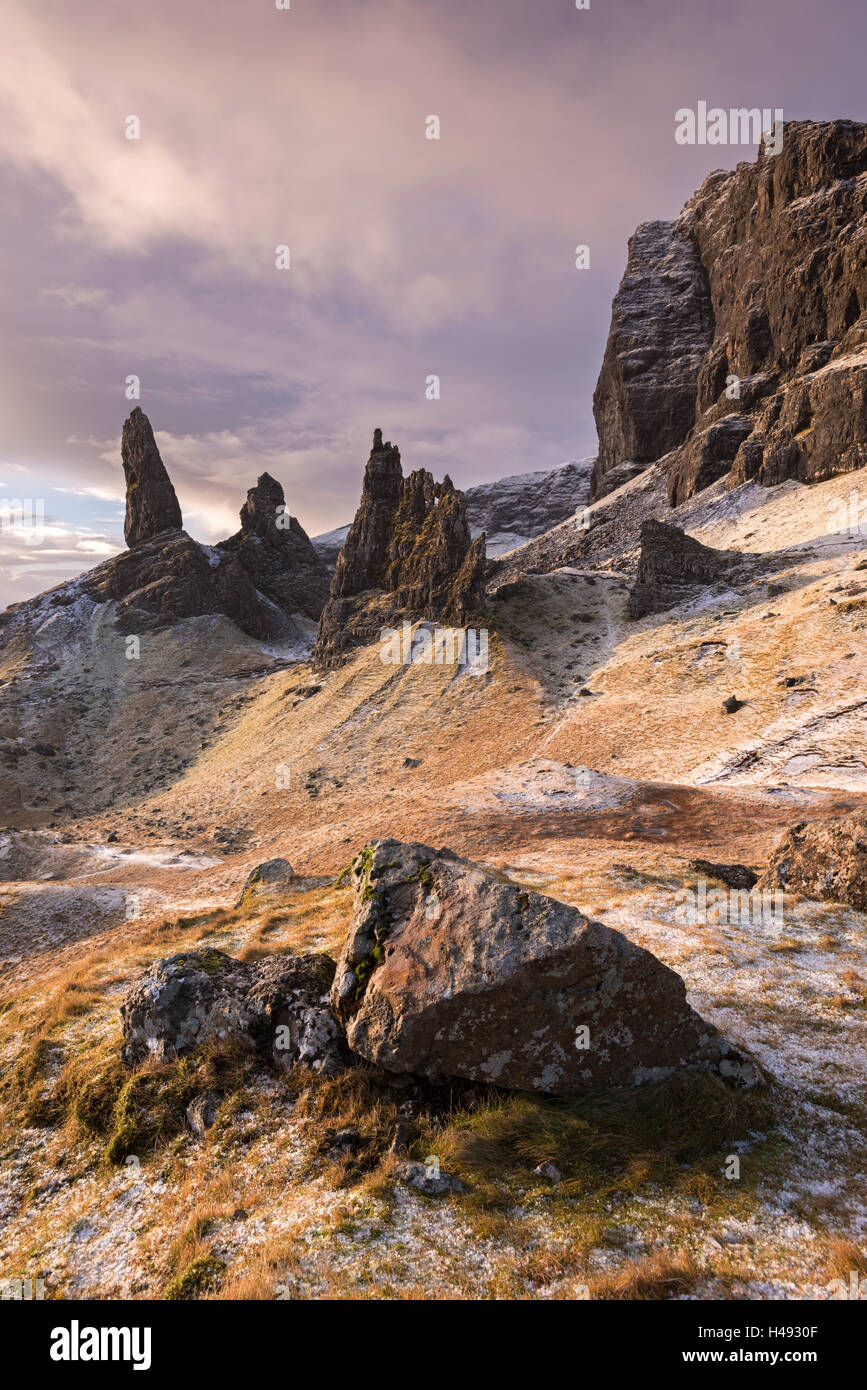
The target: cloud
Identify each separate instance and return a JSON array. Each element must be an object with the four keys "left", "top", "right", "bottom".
[{"left": 1, "top": 0, "right": 865, "bottom": 605}]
